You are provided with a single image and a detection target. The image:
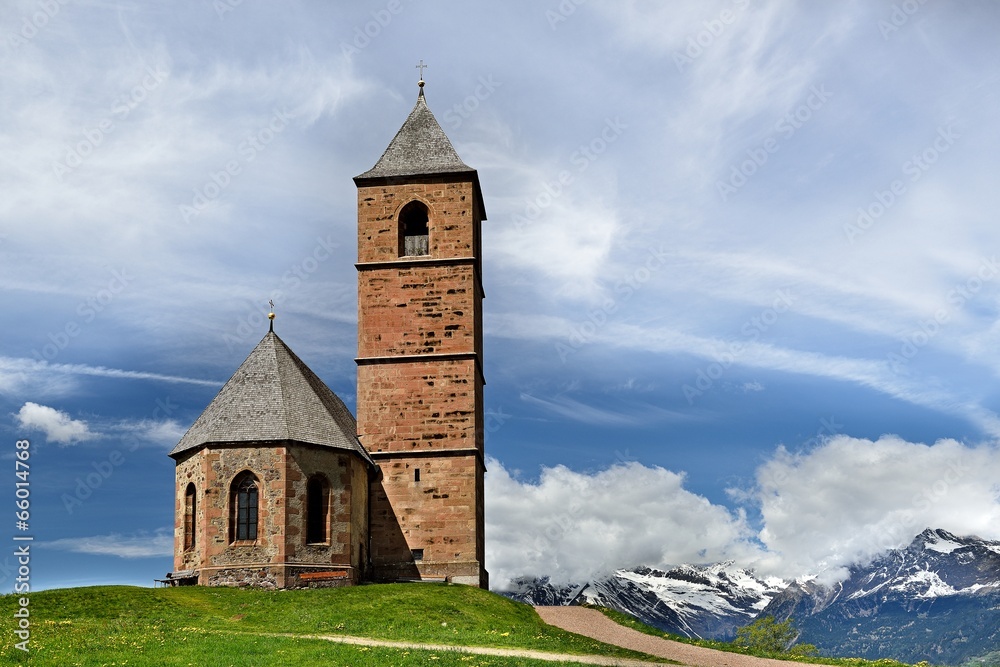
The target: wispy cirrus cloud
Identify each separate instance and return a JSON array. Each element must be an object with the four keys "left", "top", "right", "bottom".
[
  {"left": 0, "top": 356, "right": 221, "bottom": 397},
  {"left": 519, "top": 391, "right": 690, "bottom": 426},
  {"left": 38, "top": 529, "right": 173, "bottom": 559}
]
